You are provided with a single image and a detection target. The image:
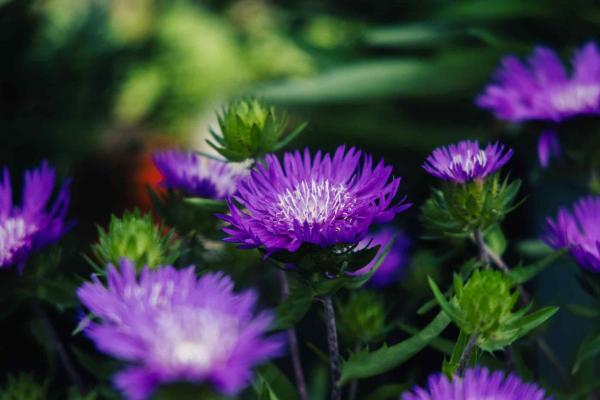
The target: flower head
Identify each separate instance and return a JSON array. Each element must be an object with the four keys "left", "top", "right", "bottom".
[
  {"left": 220, "top": 146, "right": 410, "bottom": 254},
  {"left": 77, "top": 259, "right": 283, "bottom": 400},
  {"left": 152, "top": 150, "right": 247, "bottom": 199},
  {"left": 422, "top": 140, "right": 513, "bottom": 183},
  {"left": 353, "top": 228, "right": 411, "bottom": 287},
  {"left": 477, "top": 42, "right": 600, "bottom": 122},
  {"left": 0, "top": 162, "right": 71, "bottom": 269},
  {"left": 544, "top": 196, "right": 600, "bottom": 272},
  {"left": 402, "top": 367, "right": 550, "bottom": 400}
]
